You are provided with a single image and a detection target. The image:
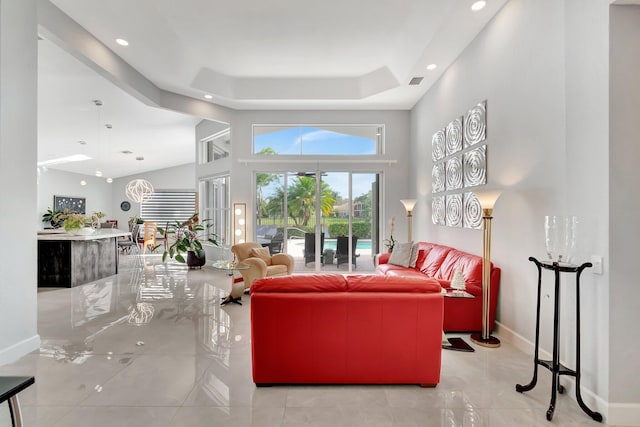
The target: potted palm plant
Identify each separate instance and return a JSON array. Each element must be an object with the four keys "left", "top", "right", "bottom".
[{"left": 160, "top": 213, "right": 219, "bottom": 268}]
